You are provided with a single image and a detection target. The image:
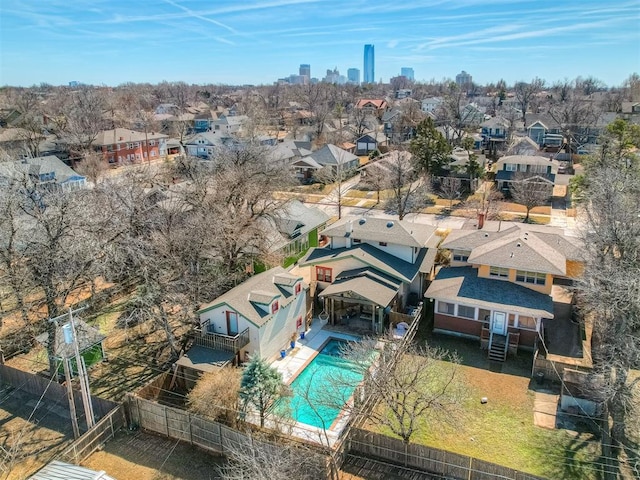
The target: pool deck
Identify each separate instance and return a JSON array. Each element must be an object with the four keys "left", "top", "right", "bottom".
[
  {"left": 272, "top": 319, "right": 361, "bottom": 384},
  {"left": 264, "top": 319, "right": 362, "bottom": 447}
]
